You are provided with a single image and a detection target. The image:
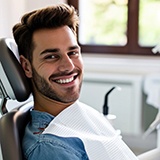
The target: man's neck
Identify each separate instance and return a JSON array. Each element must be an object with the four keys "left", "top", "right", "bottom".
[{"left": 33, "top": 92, "right": 75, "bottom": 116}]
